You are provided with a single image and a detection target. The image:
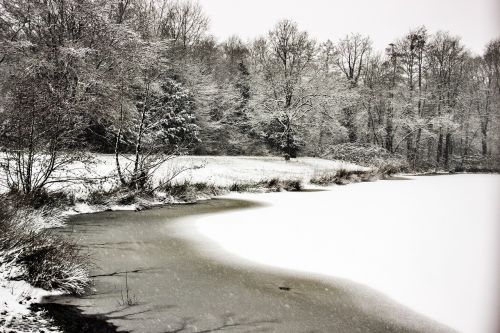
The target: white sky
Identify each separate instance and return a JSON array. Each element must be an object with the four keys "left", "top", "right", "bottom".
[{"left": 200, "top": 0, "right": 500, "bottom": 55}]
